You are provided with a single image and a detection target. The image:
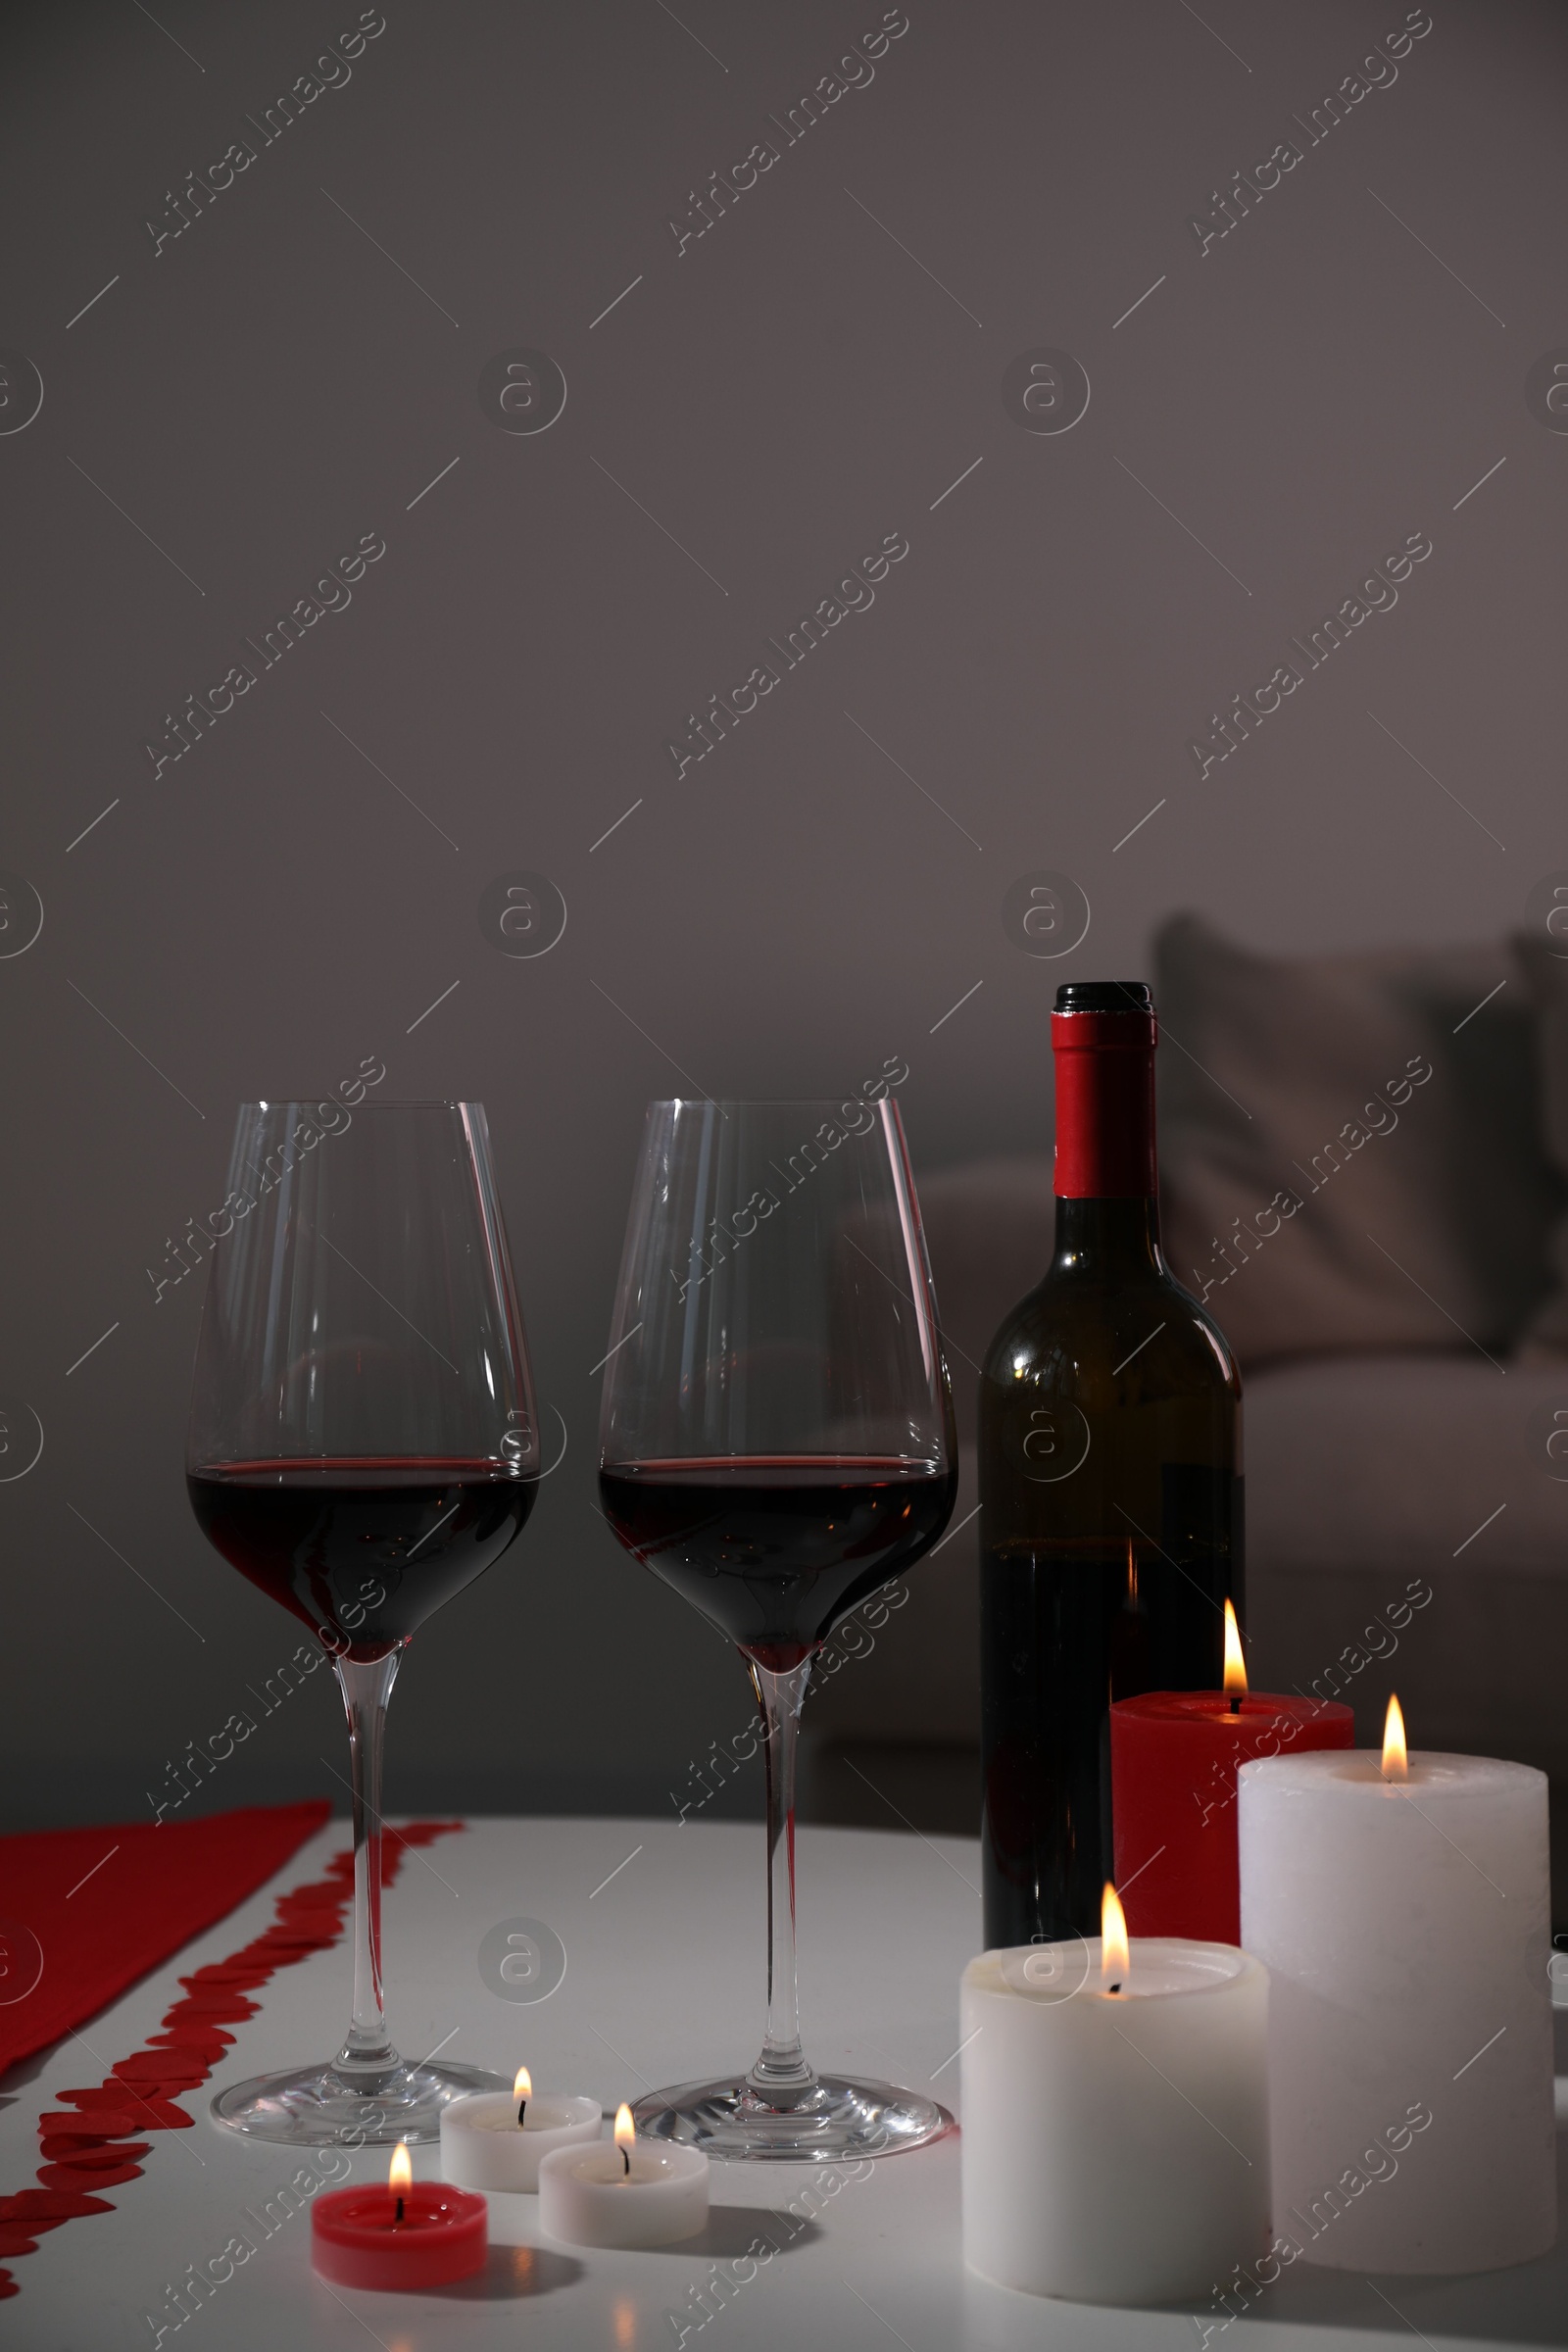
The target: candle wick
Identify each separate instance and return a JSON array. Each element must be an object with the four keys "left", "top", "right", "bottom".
[
  {"left": 517, "top": 2099, "right": 527, "bottom": 2130},
  {"left": 1228, "top": 1695, "right": 1241, "bottom": 1715},
  {"left": 621, "top": 2147, "right": 630, "bottom": 2179},
  {"left": 394, "top": 2195, "right": 405, "bottom": 2224},
  {"left": 1108, "top": 1981, "right": 1122, "bottom": 1995}
]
